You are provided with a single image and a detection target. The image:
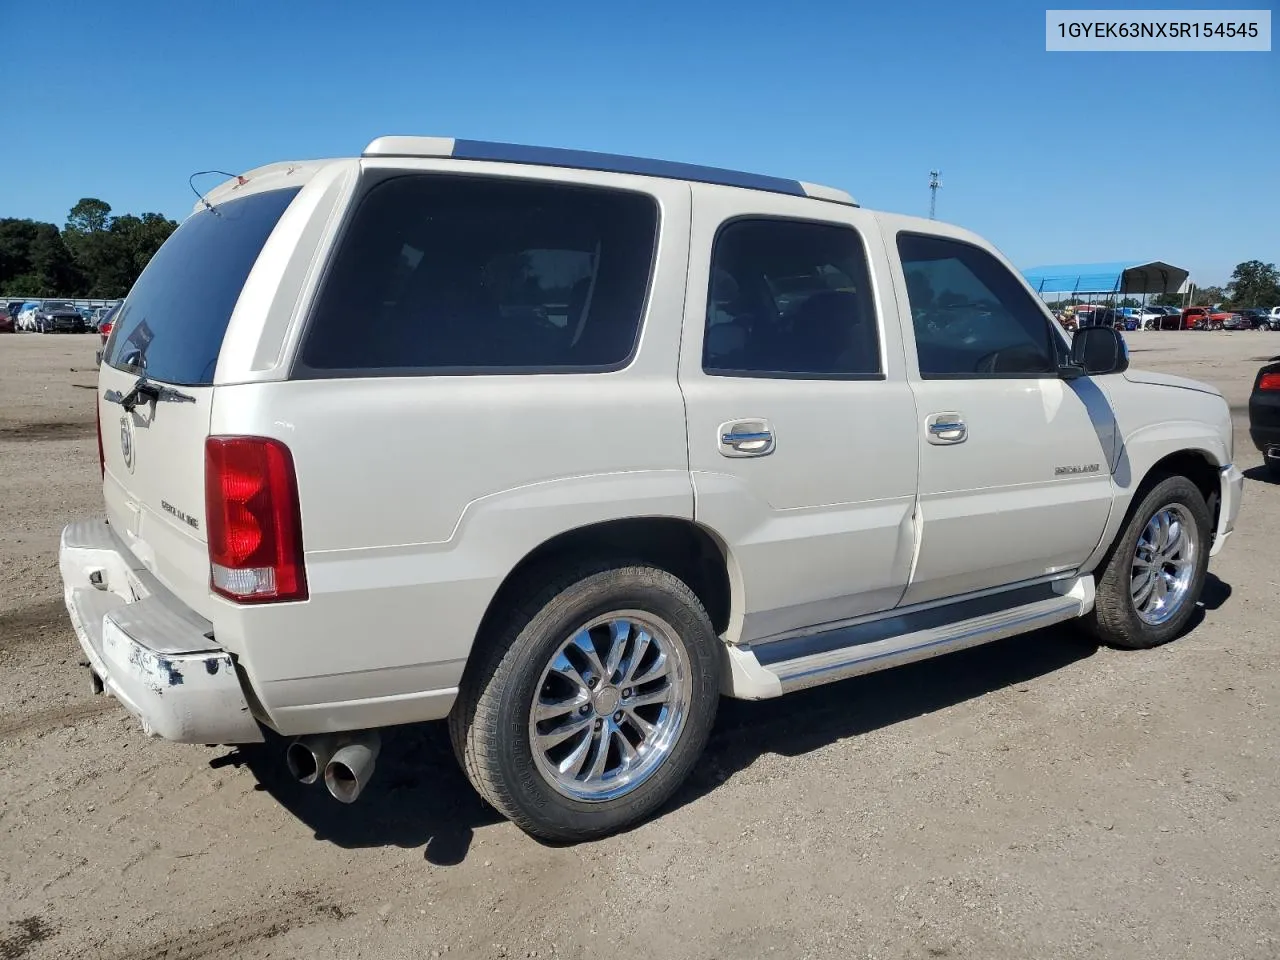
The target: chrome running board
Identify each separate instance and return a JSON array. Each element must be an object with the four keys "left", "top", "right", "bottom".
[{"left": 727, "top": 576, "right": 1094, "bottom": 697}]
